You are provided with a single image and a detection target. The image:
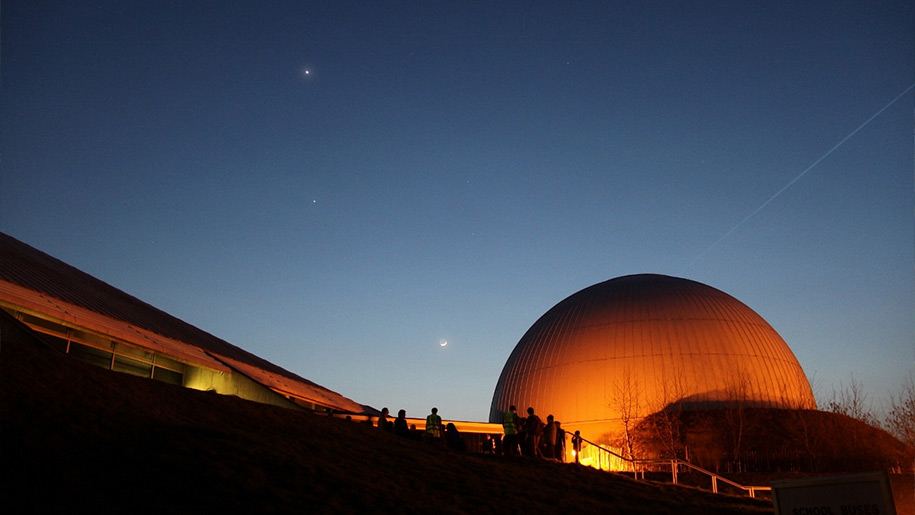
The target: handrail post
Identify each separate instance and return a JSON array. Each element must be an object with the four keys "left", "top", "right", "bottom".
[{"left": 573, "top": 432, "right": 768, "bottom": 498}]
